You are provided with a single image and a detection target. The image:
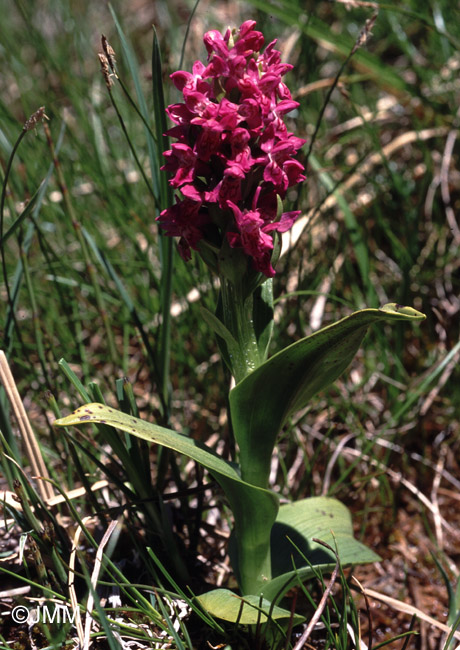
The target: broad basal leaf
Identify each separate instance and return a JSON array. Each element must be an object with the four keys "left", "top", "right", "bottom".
[
  {"left": 262, "top": 496, "right": 380, "bottom": 604},
  {"left": 230, "top": 303, "right": 425, "bottom": 487},
  {"left": 271, "top": 496, "right": 379, "bottom": 576},
  {"left": 197, "top": 588, "right": 304, "bottom": 626},
  {"left": 54, "top": 404, "right": 279, "bottom": 595}
]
